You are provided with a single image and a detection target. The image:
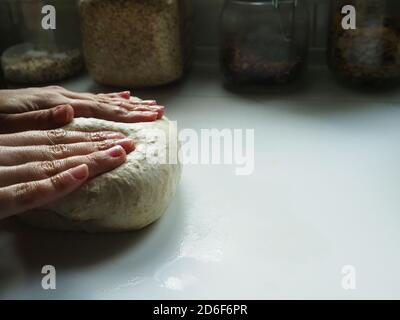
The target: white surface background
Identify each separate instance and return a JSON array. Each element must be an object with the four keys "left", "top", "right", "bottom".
[{"left": 1, "top": 55, "right": 400, "bottom": 299}]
